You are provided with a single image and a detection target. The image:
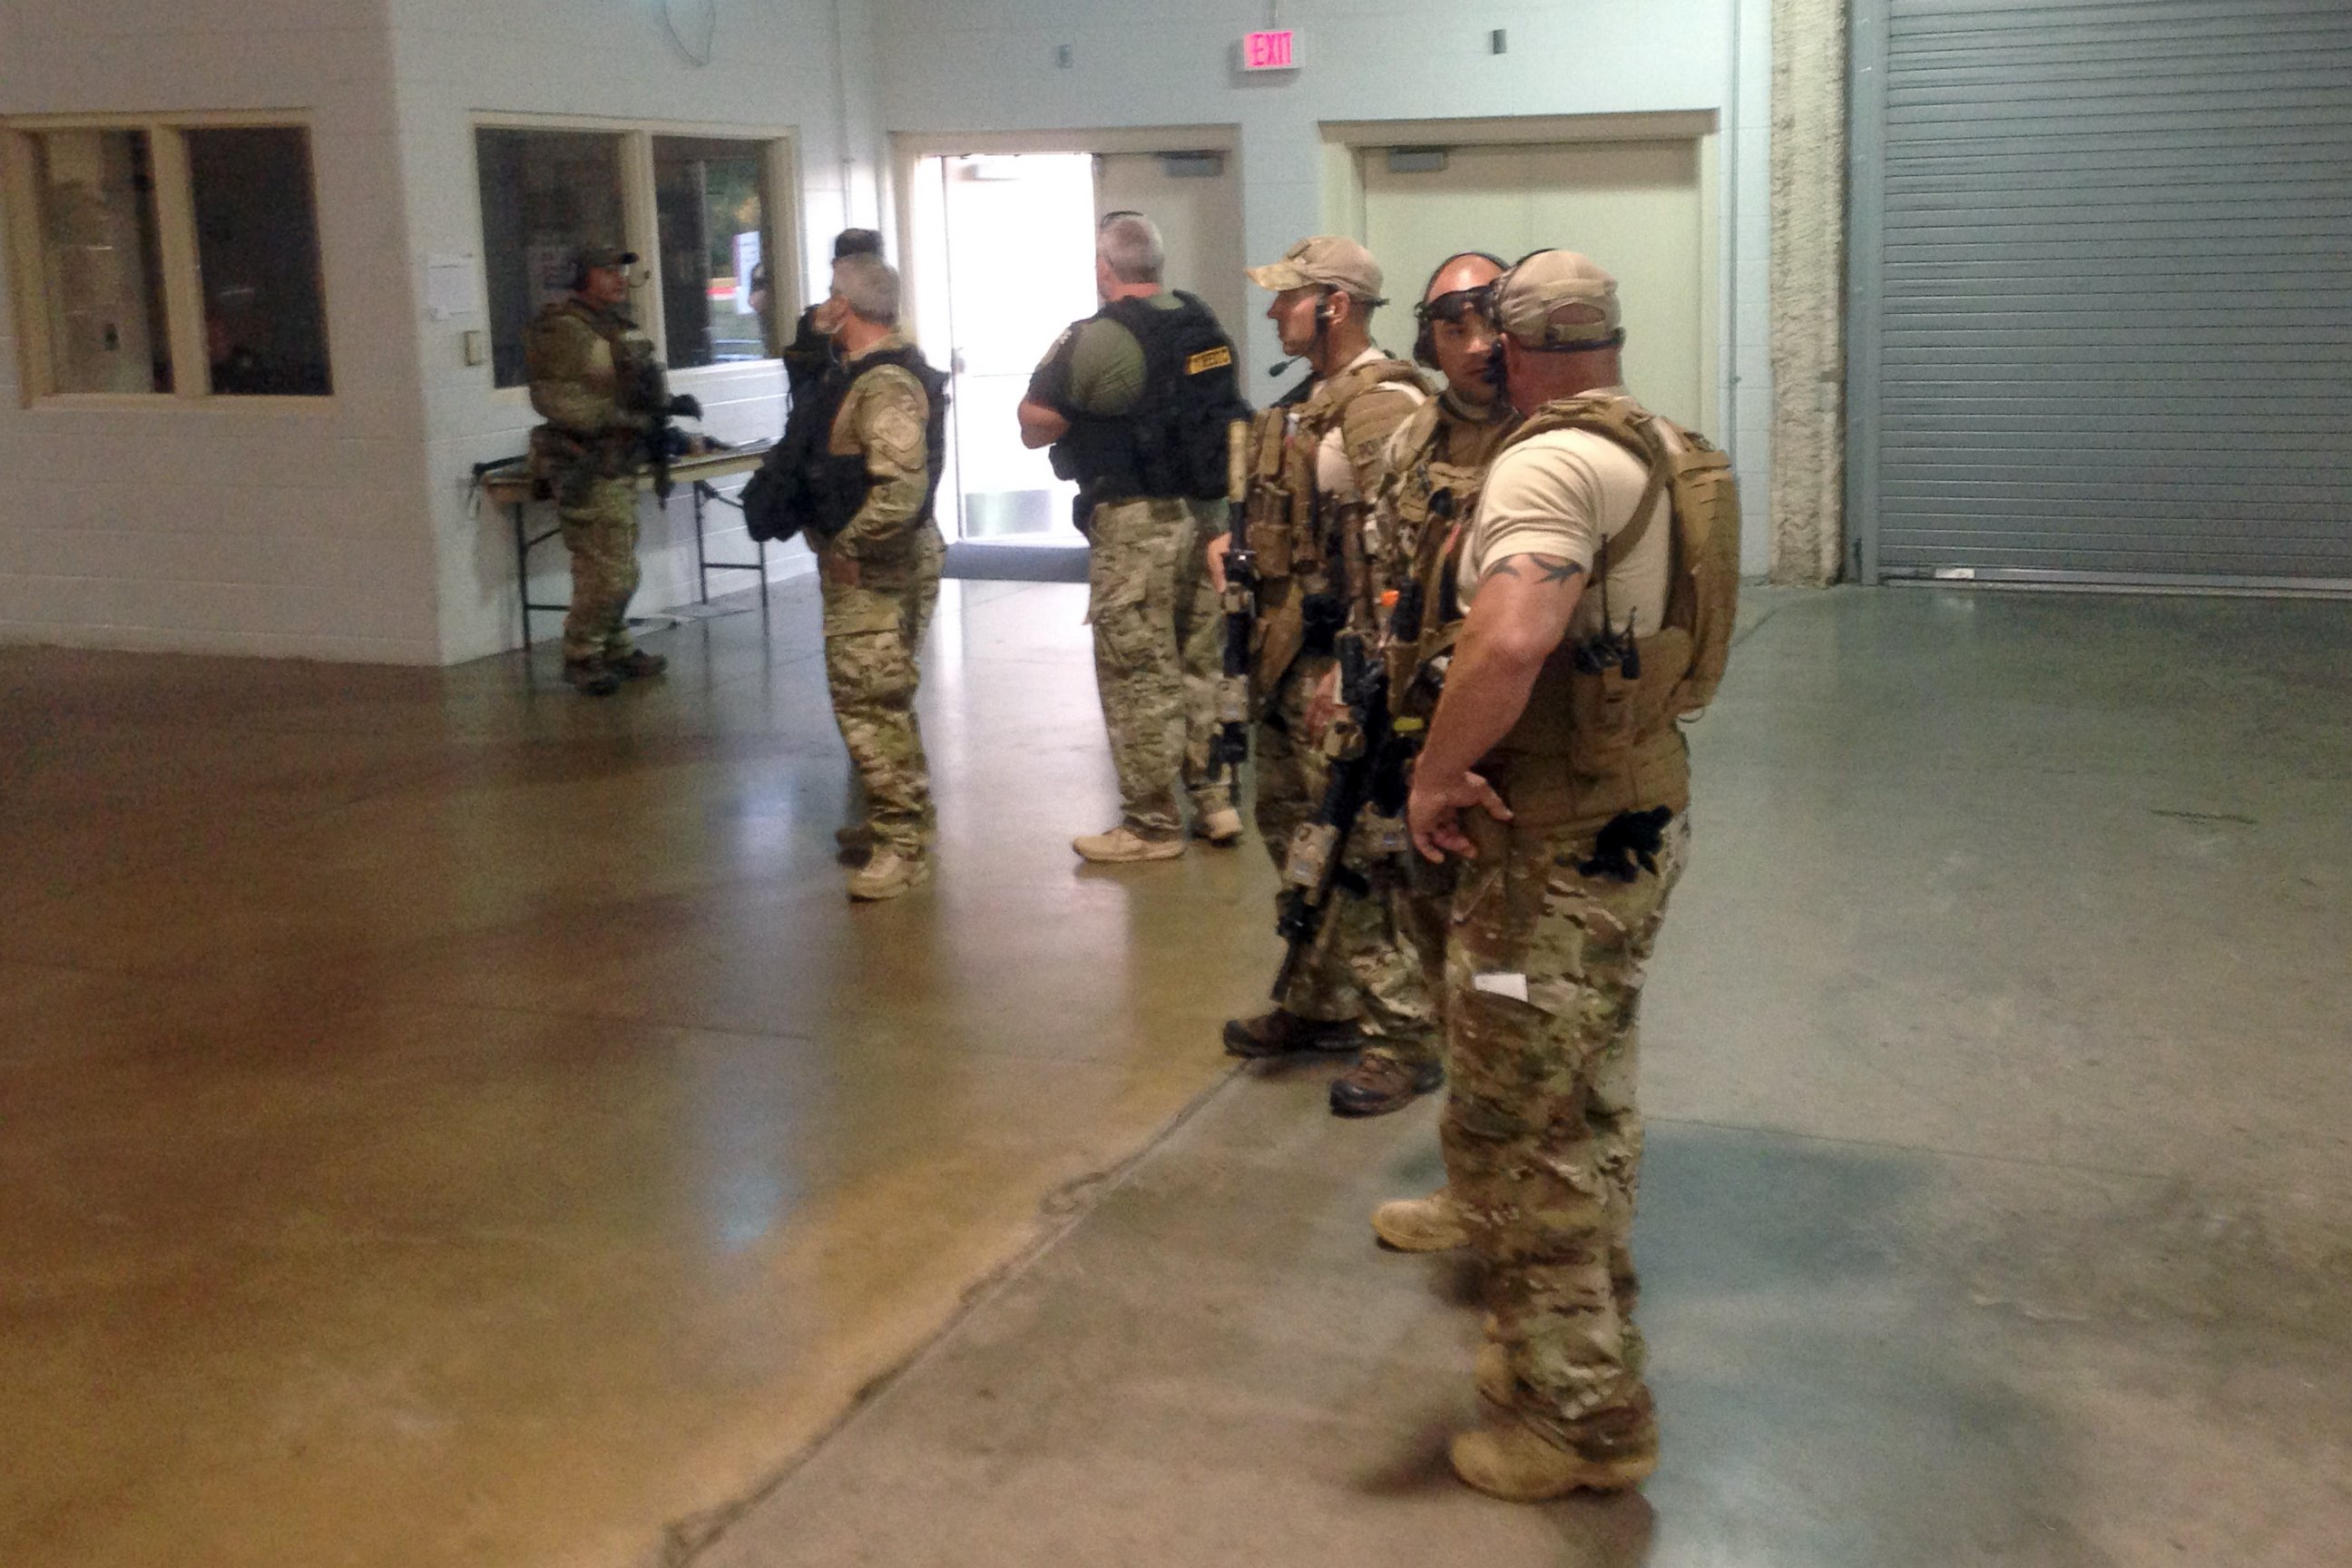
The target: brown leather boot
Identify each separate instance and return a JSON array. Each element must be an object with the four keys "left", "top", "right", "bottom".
[
  {"left": 605, "top": 649, "right": 668, "bottom": 679},
  {"left": 1221, "top": 1010, "right": 1362, "bottom": 1058},
  {"left": 1328, "top": 1051, "right": 1443, "bottom": 1116},
  {"left": 563, "top": 659, "right": 621, "bottom": 696}
]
